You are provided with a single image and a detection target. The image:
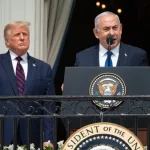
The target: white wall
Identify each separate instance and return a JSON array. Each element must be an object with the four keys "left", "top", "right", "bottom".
[{"left": 0, "top": 0, "right": 47, "bottom": 61}]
